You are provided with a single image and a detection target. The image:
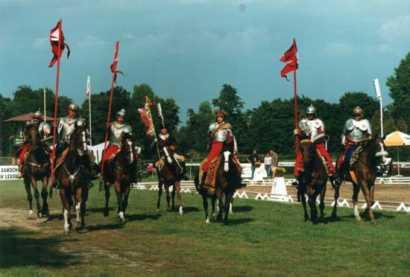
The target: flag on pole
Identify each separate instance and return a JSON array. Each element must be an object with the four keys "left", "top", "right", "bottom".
[
  {"left": 280, "top": 39, "right": 298, "bottom": 78},
  {"left": 85, "top": 75, "right": 92, "bottom": 96},
  {"left": 110, "top": 41, "right": 123, "bottom": 82},
  {"left": 138, "top": 96, "right": 155, "bottom": 137},
  {"left": 48, "top": 20, "right": 70, "bottom": 68}
]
